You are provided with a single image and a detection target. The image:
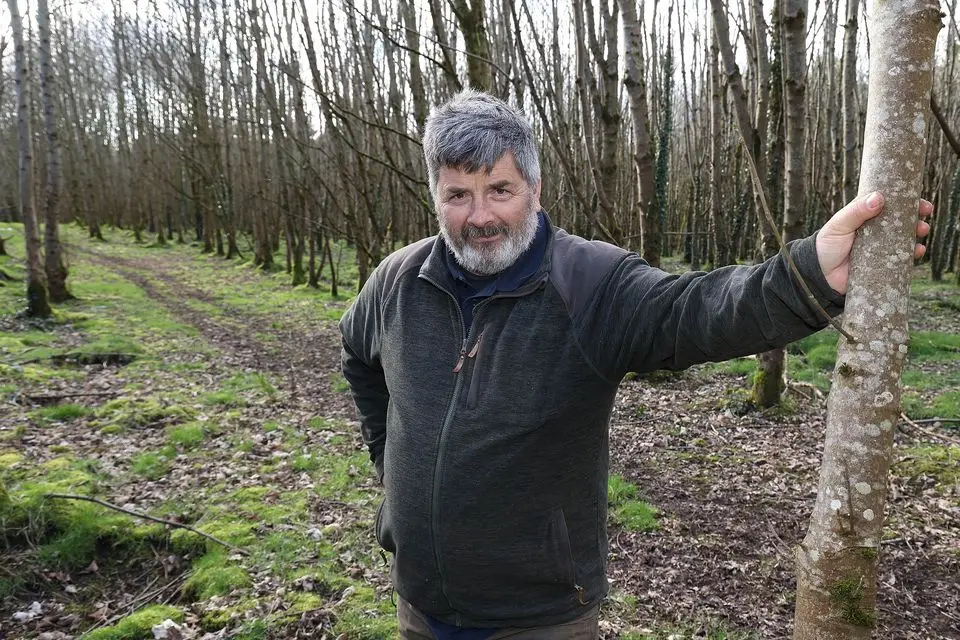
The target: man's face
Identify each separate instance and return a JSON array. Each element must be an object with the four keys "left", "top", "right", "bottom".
[{"left": 436, "top": 152, "right": 541, "bottom": 276}]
